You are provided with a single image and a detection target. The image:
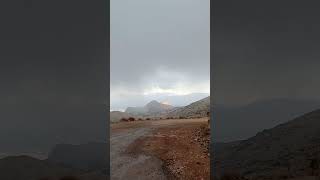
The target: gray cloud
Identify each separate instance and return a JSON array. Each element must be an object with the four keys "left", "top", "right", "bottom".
[
  {"left": 0, "top": 0, "right": 108, "bottom": 153},
  {"left": 111, "top": 0, "right": 210, "bottom": 110},
  {"left": 213, "top": 0, "right": 320, "bottom": 106}
]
